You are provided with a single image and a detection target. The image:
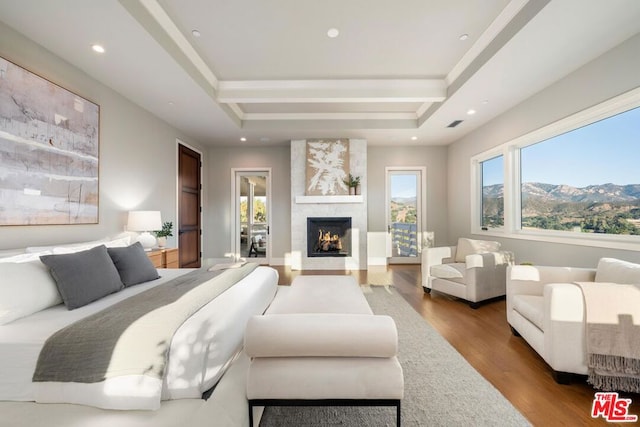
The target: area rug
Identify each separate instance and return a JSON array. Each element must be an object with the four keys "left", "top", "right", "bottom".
[
  {"left": 360, "top": 283, "right": 393, "bottom": 294},
  {"left": 259, "top": 286, "right": 531, "bottom": 426}
]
